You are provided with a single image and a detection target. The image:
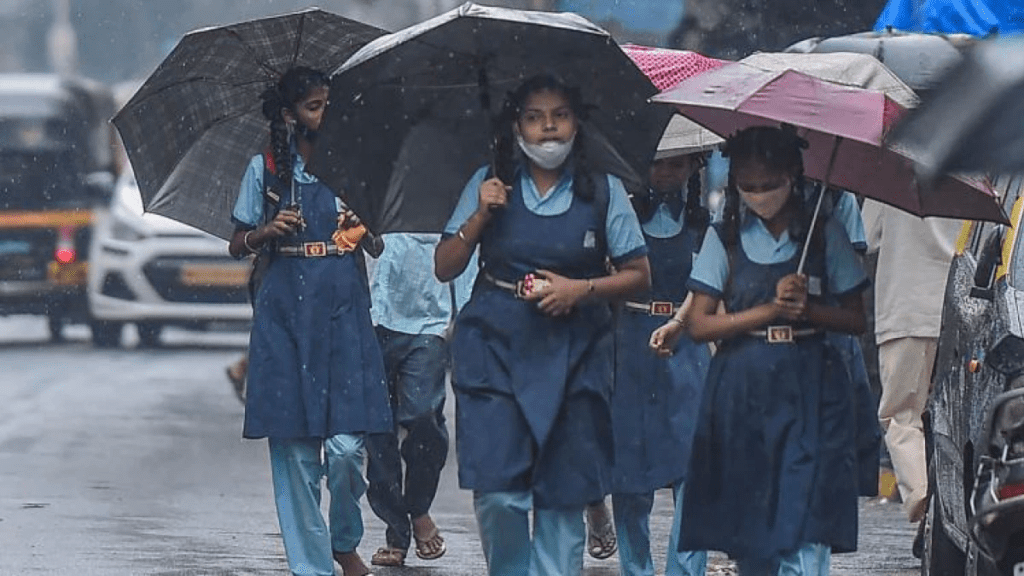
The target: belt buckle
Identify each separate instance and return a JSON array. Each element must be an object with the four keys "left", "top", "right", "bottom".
[
  {"left": 650, "top": 301, "right": 674, "bottom": 316},
  {"left": 514, "top": 280, "right": 527, "bottom": 299},
  {"left": 766, "top": 325, "right": 794, "bottom": 344},
  {"left": 303, "top": 241, "right": 327, "bottom": 257}
]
